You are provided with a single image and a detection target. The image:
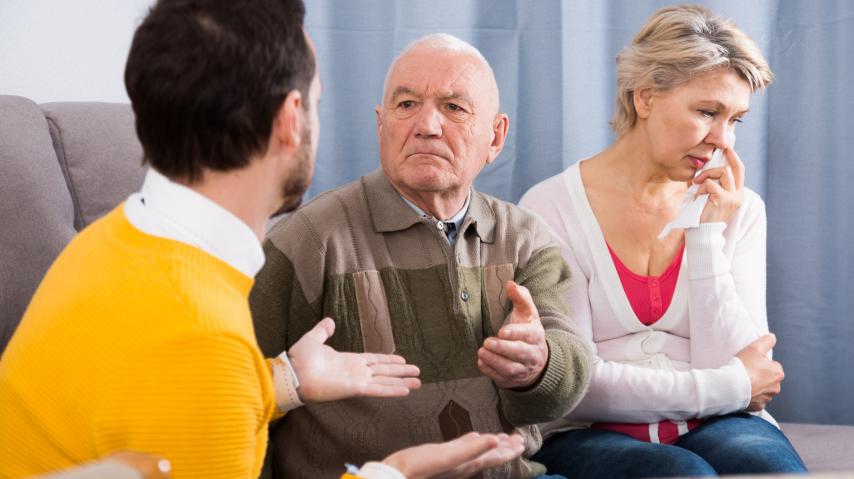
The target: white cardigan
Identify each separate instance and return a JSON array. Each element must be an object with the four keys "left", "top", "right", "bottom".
[{"left": 520, "top": 162, "right": 775, "bottom": 433}]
